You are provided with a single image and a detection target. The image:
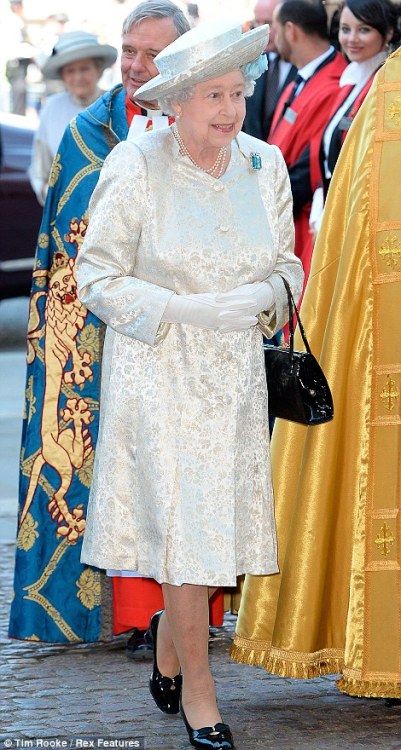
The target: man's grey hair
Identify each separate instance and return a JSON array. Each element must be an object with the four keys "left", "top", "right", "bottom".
[
  {"left": 159, "top": 71, "right": 255, "bottom": 116},
  {"left": 122, "top": 0, "right": 191, "bottom": 37}
]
